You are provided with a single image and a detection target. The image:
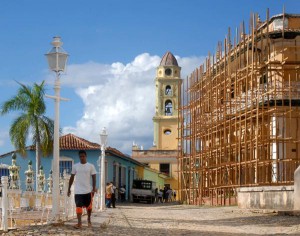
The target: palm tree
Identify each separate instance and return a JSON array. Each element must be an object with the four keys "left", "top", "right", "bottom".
[{"left": 1, "top": 81, "right": 54, "bottom": 190}]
